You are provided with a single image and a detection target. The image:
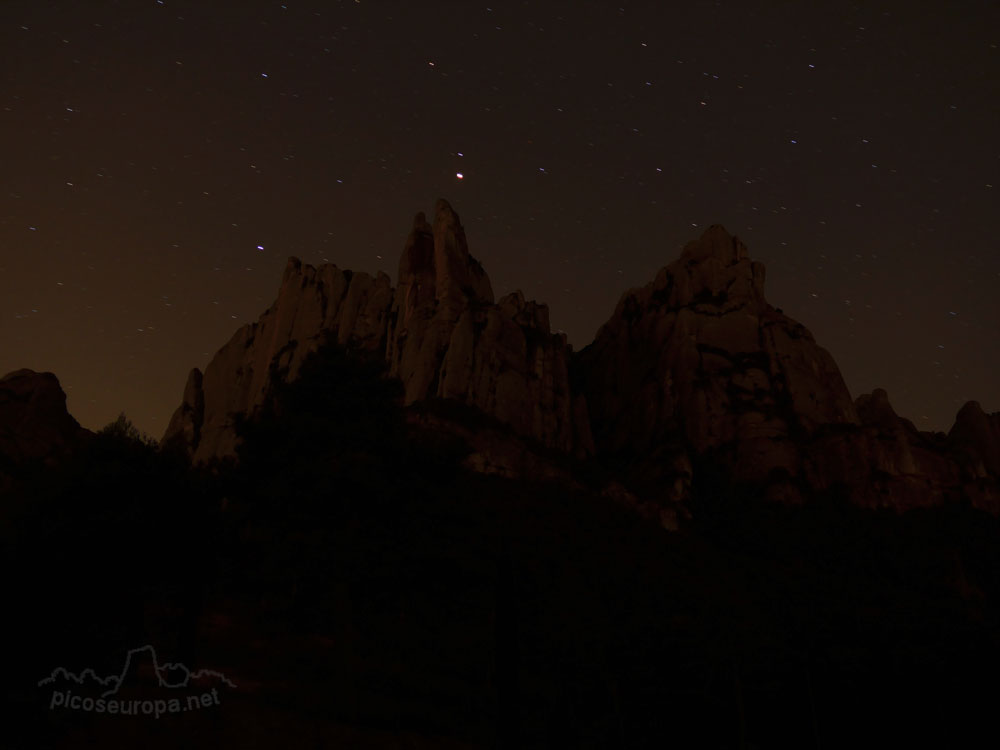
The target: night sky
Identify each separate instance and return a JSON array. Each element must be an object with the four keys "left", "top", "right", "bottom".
[{"left": 2, "top": 0, "right": 997, "bottom": 438}]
